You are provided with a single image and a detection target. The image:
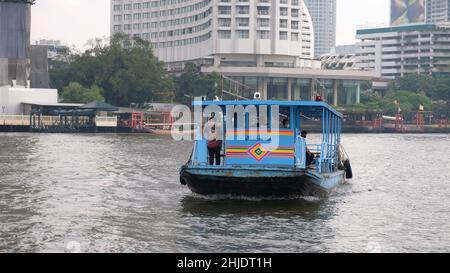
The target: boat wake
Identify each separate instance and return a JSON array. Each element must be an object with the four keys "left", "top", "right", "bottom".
[{"left": 180, "top": 194, "right": 326, "bottom": 216}]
